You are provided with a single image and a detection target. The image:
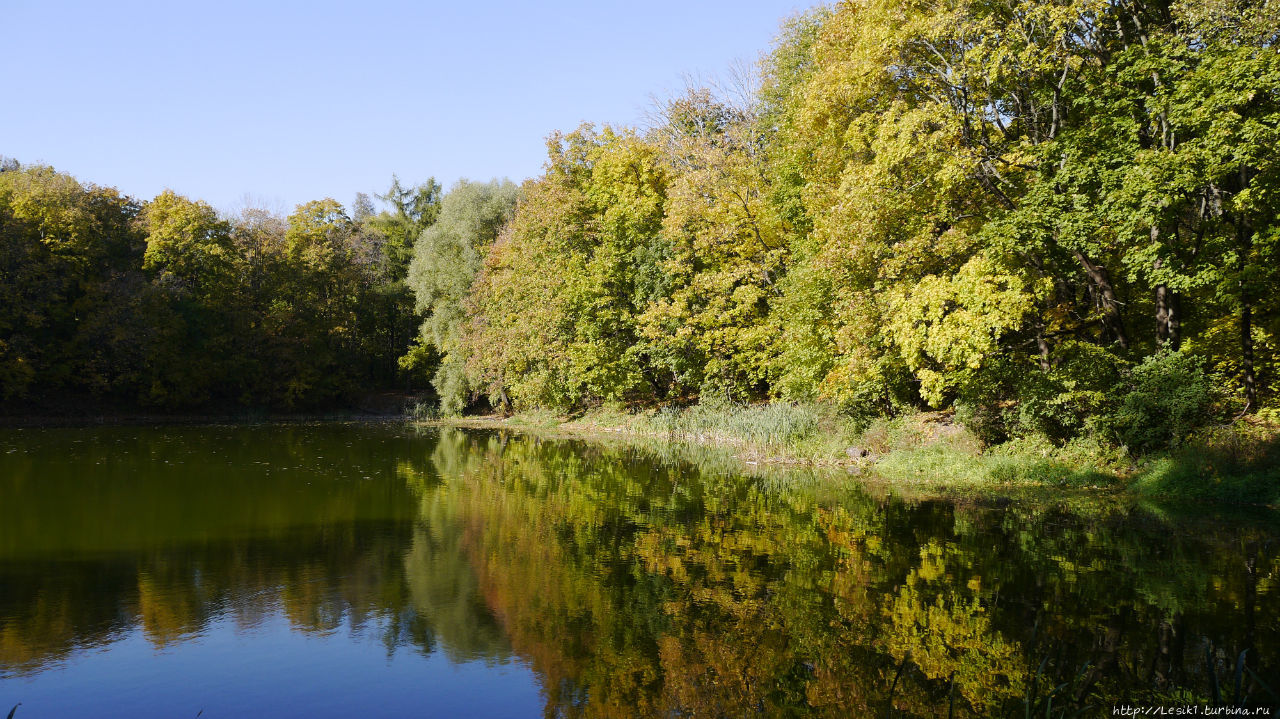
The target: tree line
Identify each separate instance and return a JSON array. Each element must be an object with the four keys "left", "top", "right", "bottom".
[
  {"left": 4, "top": 0, "right": 1278, "bottom": 450},
  {"left": 0, "top": 160, "right": 445, "bottom": 409}
]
